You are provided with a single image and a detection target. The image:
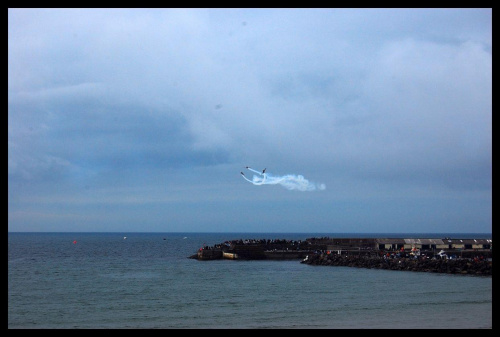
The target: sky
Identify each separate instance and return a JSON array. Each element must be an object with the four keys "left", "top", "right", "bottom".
[{"left": 8, "top": 8, "right": 492, "bottom": 233}]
